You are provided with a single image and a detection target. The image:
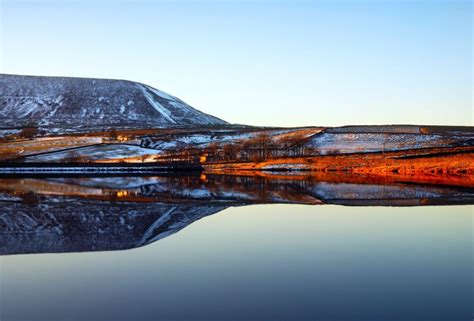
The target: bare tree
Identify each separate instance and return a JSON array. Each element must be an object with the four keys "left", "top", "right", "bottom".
[
  {"left": 20, "top": 126, "right": 38, "bottom": 140},
  {"left": 110, "top": 128, "right": 118, "bottom": 140},
  {"left": 206, "top": 142, "right": 219, "bottom": 162},
  {"left": 223, "top": 144, "right": 239, "bottom": 162}
]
